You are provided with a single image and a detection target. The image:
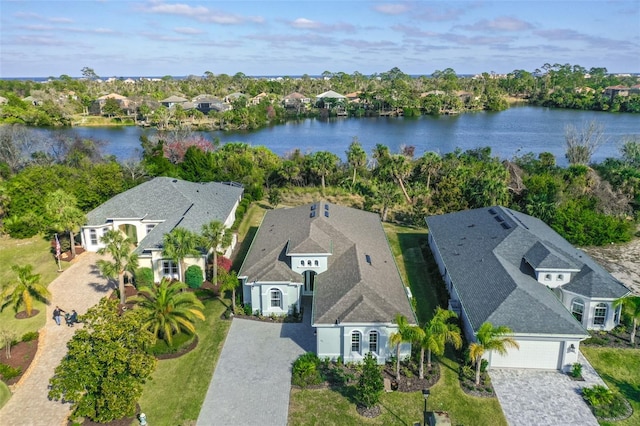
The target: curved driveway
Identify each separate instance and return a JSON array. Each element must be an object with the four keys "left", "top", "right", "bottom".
[{"left": 0, "top": 253, "right": 112, "bottom": 426}]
